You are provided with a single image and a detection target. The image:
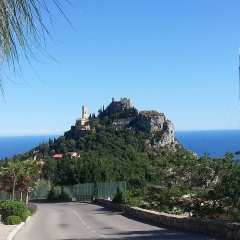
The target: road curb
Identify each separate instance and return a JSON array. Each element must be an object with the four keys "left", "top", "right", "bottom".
[{"left": 7, "top": 217, "right": 31, "bottom": 240}]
